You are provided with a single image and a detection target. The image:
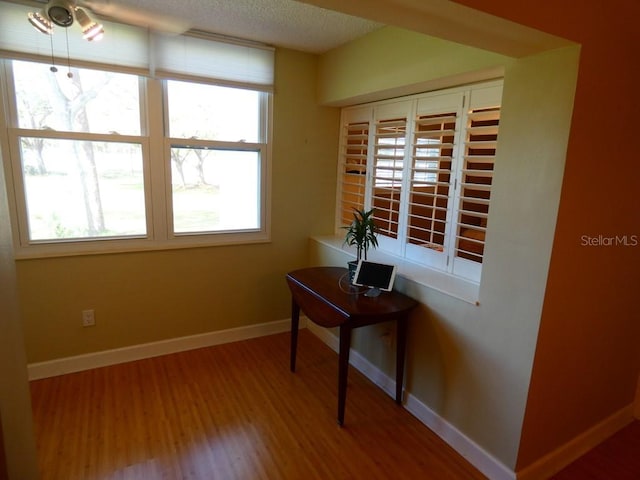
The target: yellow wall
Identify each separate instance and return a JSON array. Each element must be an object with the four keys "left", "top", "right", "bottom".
[
  {"left": 315, "top": 25, "right": 580, "bottom": 469},
  {"left": 0, "top": 147, "right": 38, "bottom": 478},
  {"left": 15, "top": 48, "right": 340, "bottom": 362},
  {"left": 318, "top": 26, "right": 509, "bottom": 105}
]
